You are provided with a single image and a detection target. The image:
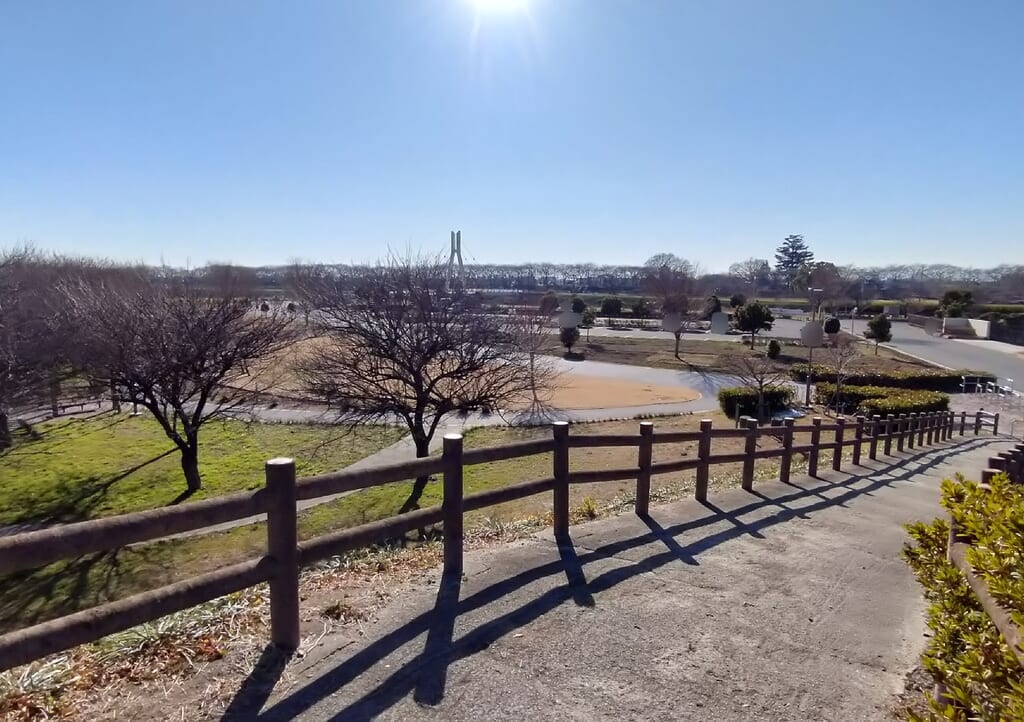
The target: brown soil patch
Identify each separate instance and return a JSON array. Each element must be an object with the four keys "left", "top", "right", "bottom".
[{"left": 514, "top": 374, "right": 700, "bottom": 410}]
